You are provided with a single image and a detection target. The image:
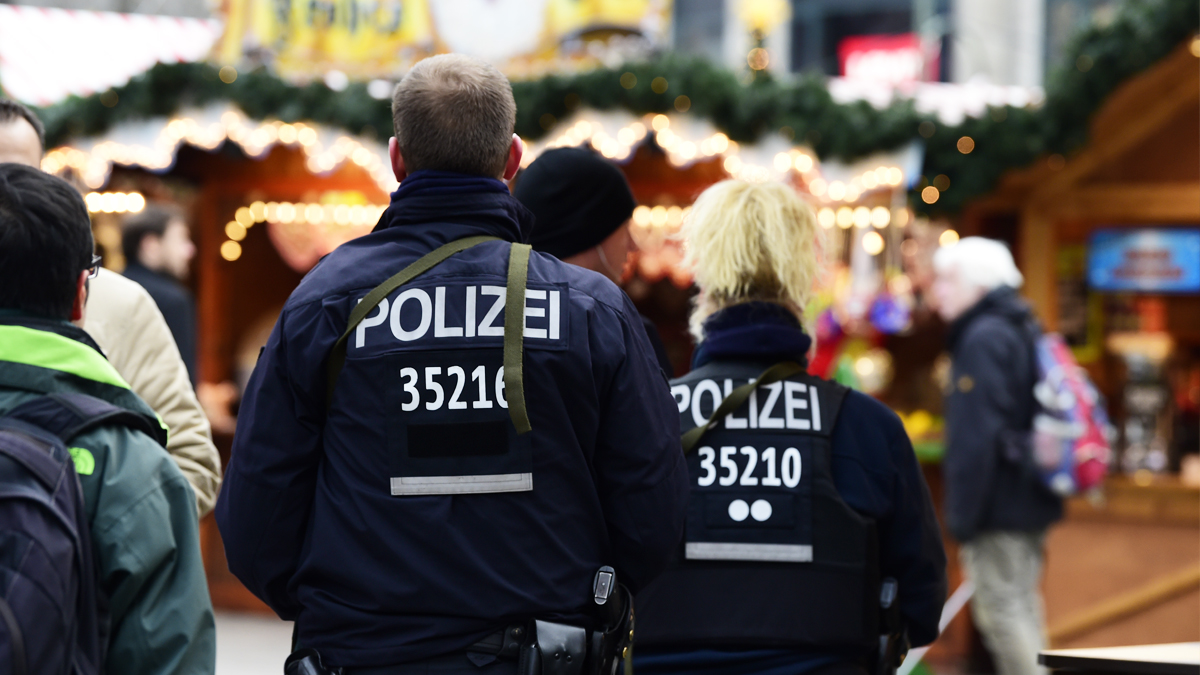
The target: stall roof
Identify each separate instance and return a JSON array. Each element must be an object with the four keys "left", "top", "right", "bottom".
[{"left": 0, "top": 5, "right": 221, "bottom": 106}]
